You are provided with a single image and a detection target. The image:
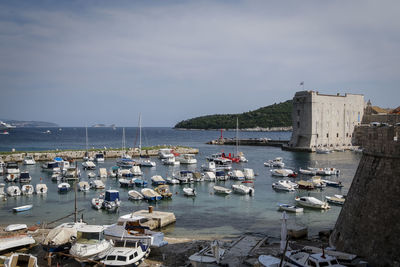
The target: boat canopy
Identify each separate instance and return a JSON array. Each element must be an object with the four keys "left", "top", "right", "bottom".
[
  {"left": 54, "top": 157, "right": 63, "bottom": 162},
  {"left": 105, "top": 190, "right": 120, "bottom": 201},
  {"left": 20, "top": 172, "right": 30, "bottom": 179}
]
